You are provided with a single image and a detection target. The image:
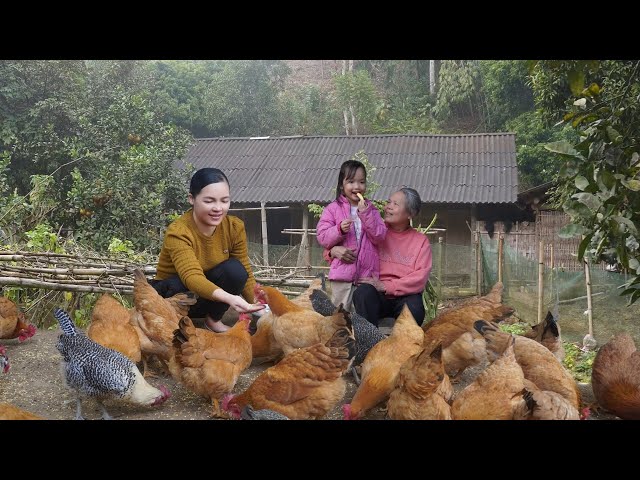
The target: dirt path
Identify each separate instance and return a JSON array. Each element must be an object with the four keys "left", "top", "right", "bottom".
[{"left": 0, "top": 327, "right": 613, "bottom": 421}]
